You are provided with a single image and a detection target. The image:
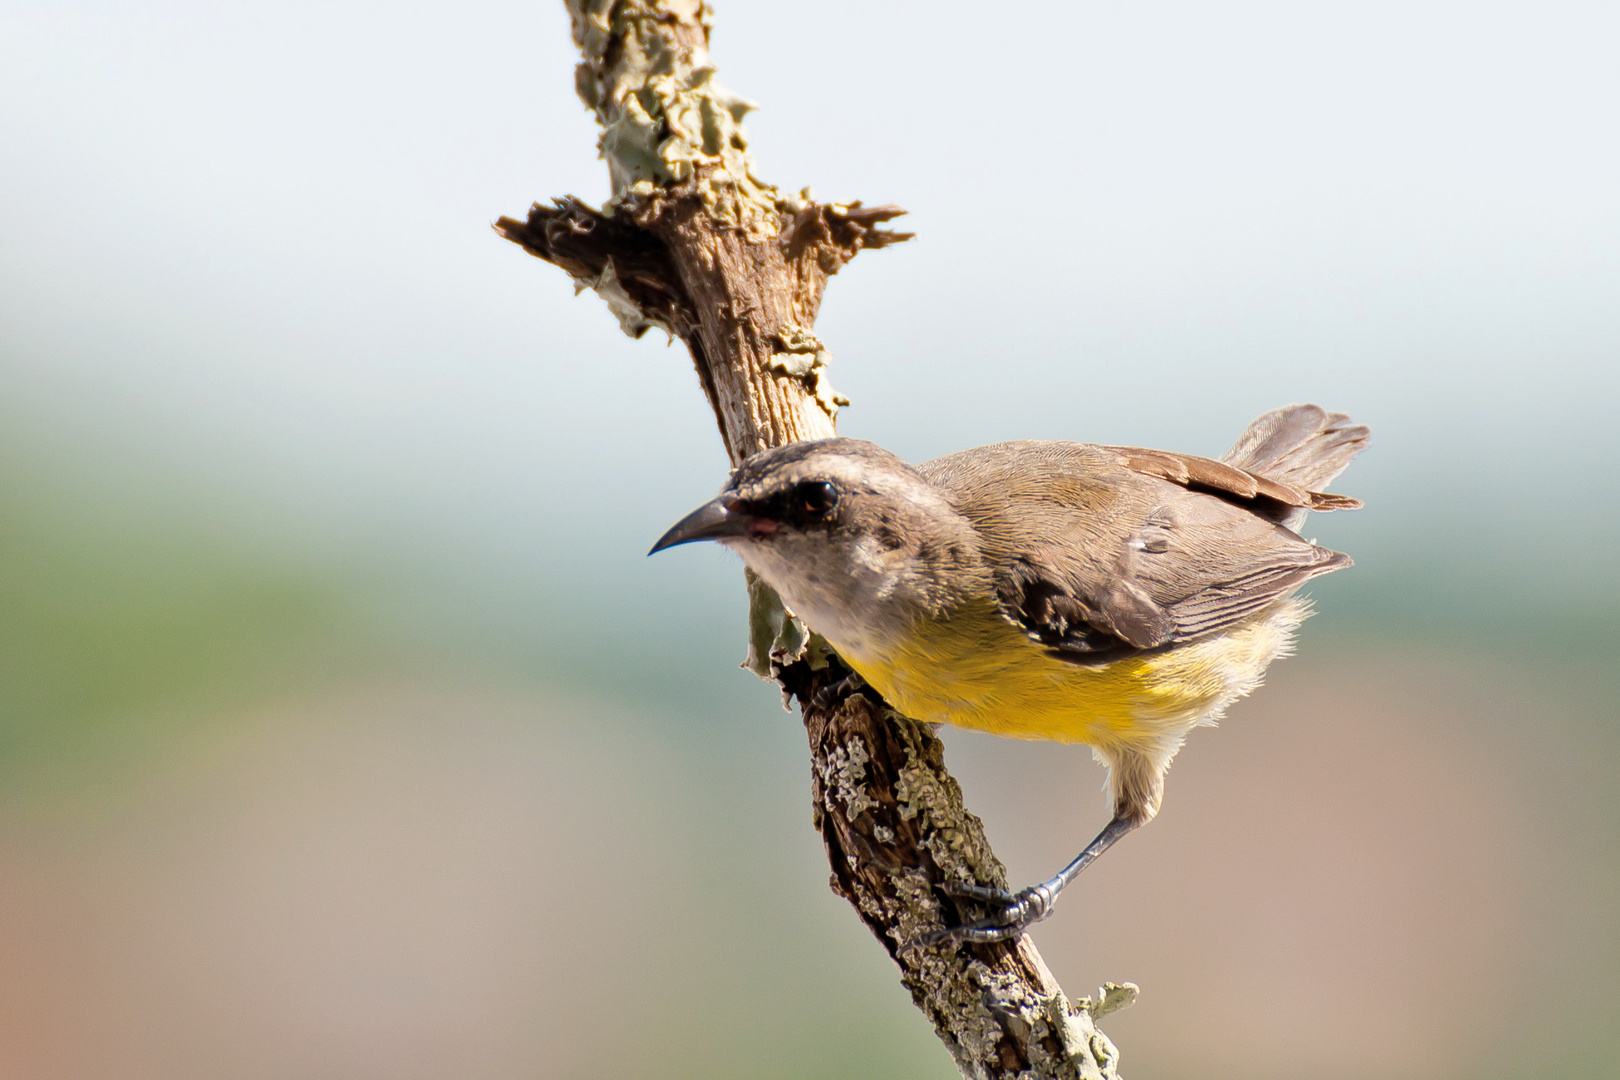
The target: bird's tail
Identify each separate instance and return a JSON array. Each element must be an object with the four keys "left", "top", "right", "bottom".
[
  {"left": 1222, "top": 405, "right": 1370, "bottom": 530},
  {"left": 1222, "top": 404, "right": 1370, "bottom": 492}
]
